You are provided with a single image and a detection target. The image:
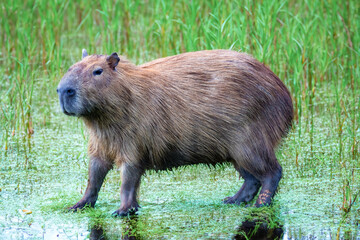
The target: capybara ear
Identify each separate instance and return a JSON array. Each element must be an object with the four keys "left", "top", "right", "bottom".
[
  {"left": 107, "top": 52, "right": 120, "bottom": 70},
  {"left": 82, "top": 49, "right": 88, "bottom": 59}
]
